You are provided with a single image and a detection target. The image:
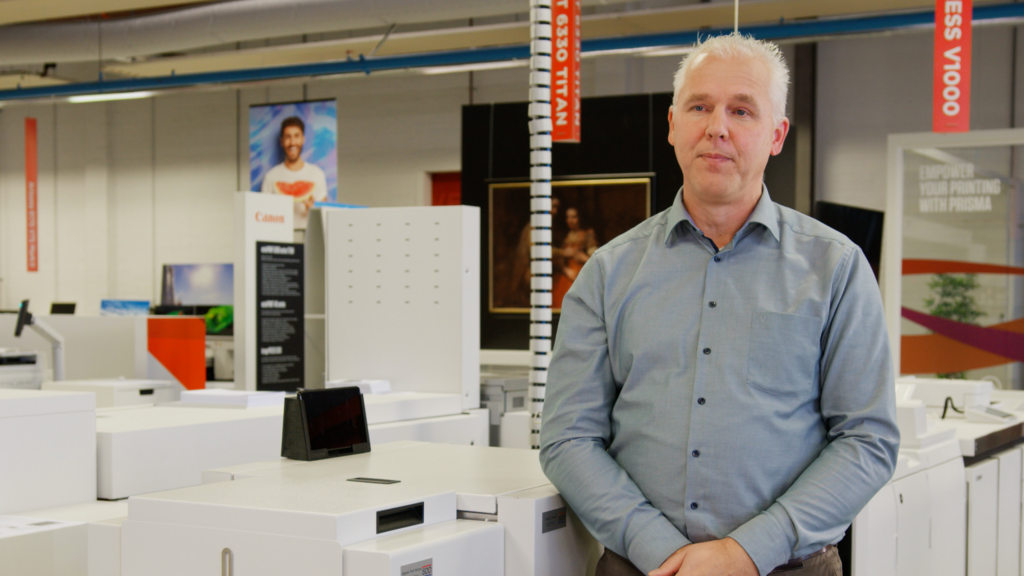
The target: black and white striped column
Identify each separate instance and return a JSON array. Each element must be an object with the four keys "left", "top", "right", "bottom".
[{"left": 528, "top": 0, "right": 553, "bottom": 451}]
